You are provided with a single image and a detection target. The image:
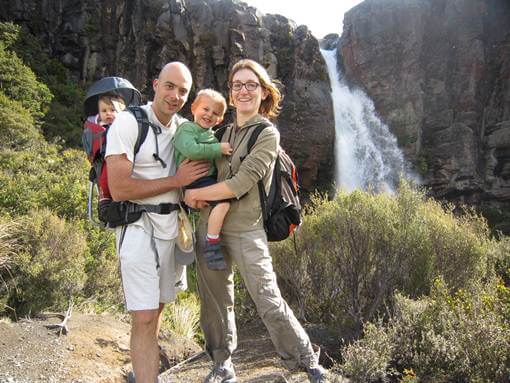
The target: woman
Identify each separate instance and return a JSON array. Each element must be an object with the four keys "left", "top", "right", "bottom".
[{"left": 185, "top": 59, "right": 327, "bottom": 383}]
